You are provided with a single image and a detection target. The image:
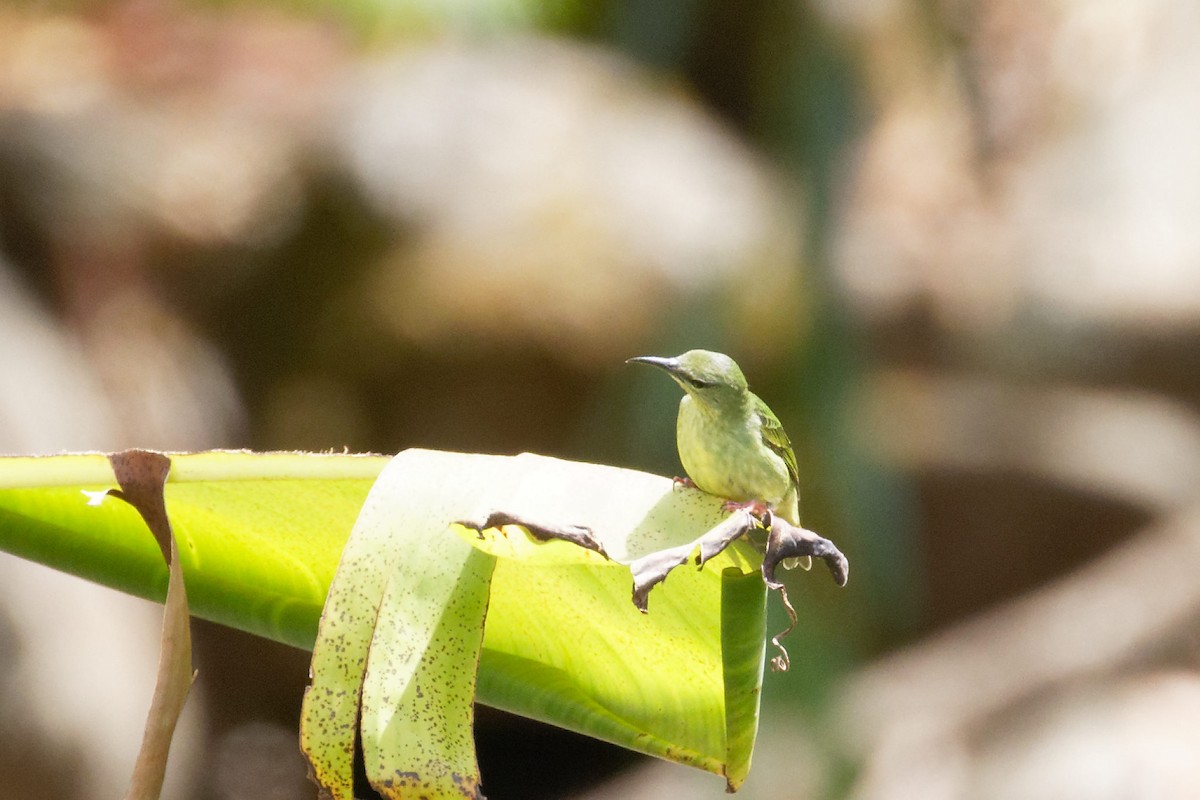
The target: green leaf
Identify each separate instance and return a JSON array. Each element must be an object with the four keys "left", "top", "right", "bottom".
[
  {"left": 0, "top": 449, "right": 768, "bottom": 791},
  {"left": 0, "top": 451, "right": 386, "bottom": 649},
  {"left": 301, "top": 454, "right": 495, "bottom": 798},
  {"left": 365, "top": 546, "right": 493, "bottom": 799},
  {"left": 301, "top": 450, "right": 767, "bottom": 794}
]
